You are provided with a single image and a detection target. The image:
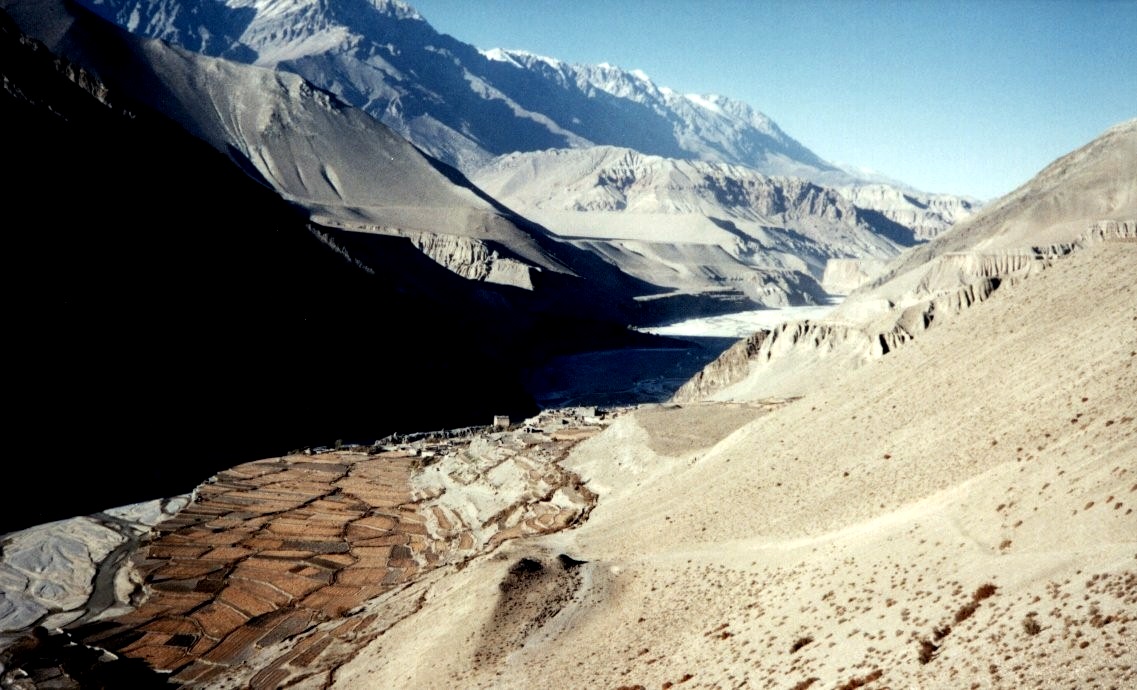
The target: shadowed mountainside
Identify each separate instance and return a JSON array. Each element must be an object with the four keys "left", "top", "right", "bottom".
[{"left": 0, "top": 8, "right": 656, "bottom": 534}]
